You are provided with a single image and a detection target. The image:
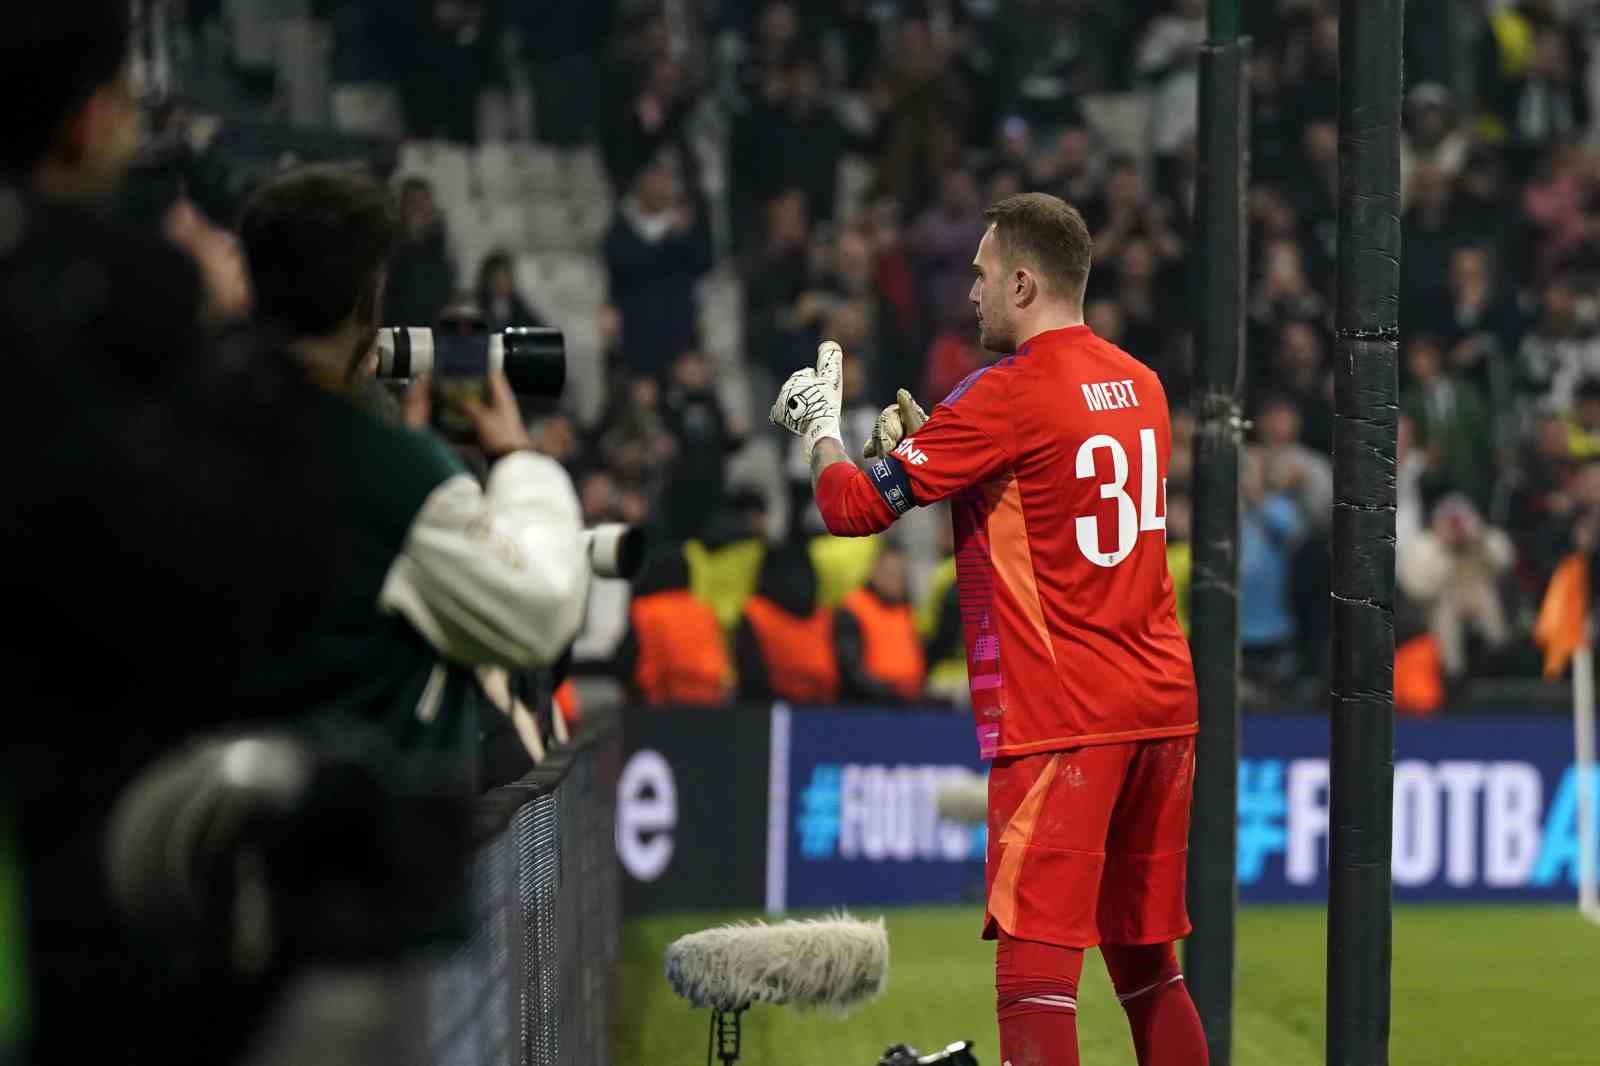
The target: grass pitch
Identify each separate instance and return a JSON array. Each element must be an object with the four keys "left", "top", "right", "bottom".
[{"left": 618, "top": 904, "right": 1600, "bottom": 1065}]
